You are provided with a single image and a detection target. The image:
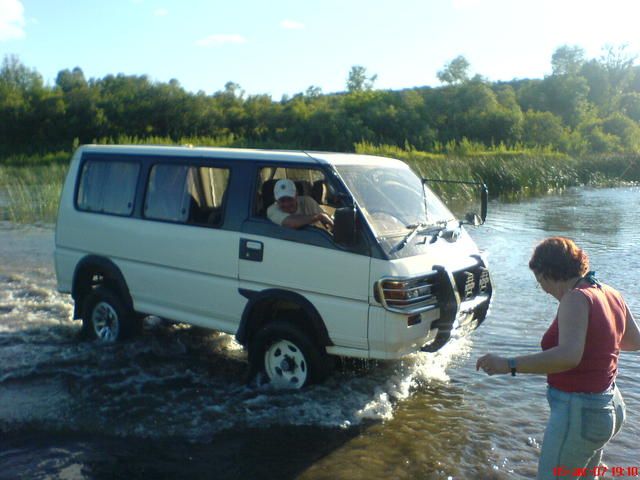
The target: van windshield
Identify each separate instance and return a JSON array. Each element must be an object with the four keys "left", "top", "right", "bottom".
[{"left": 335, "top": 165, "right": 455, "bottom": 238}]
